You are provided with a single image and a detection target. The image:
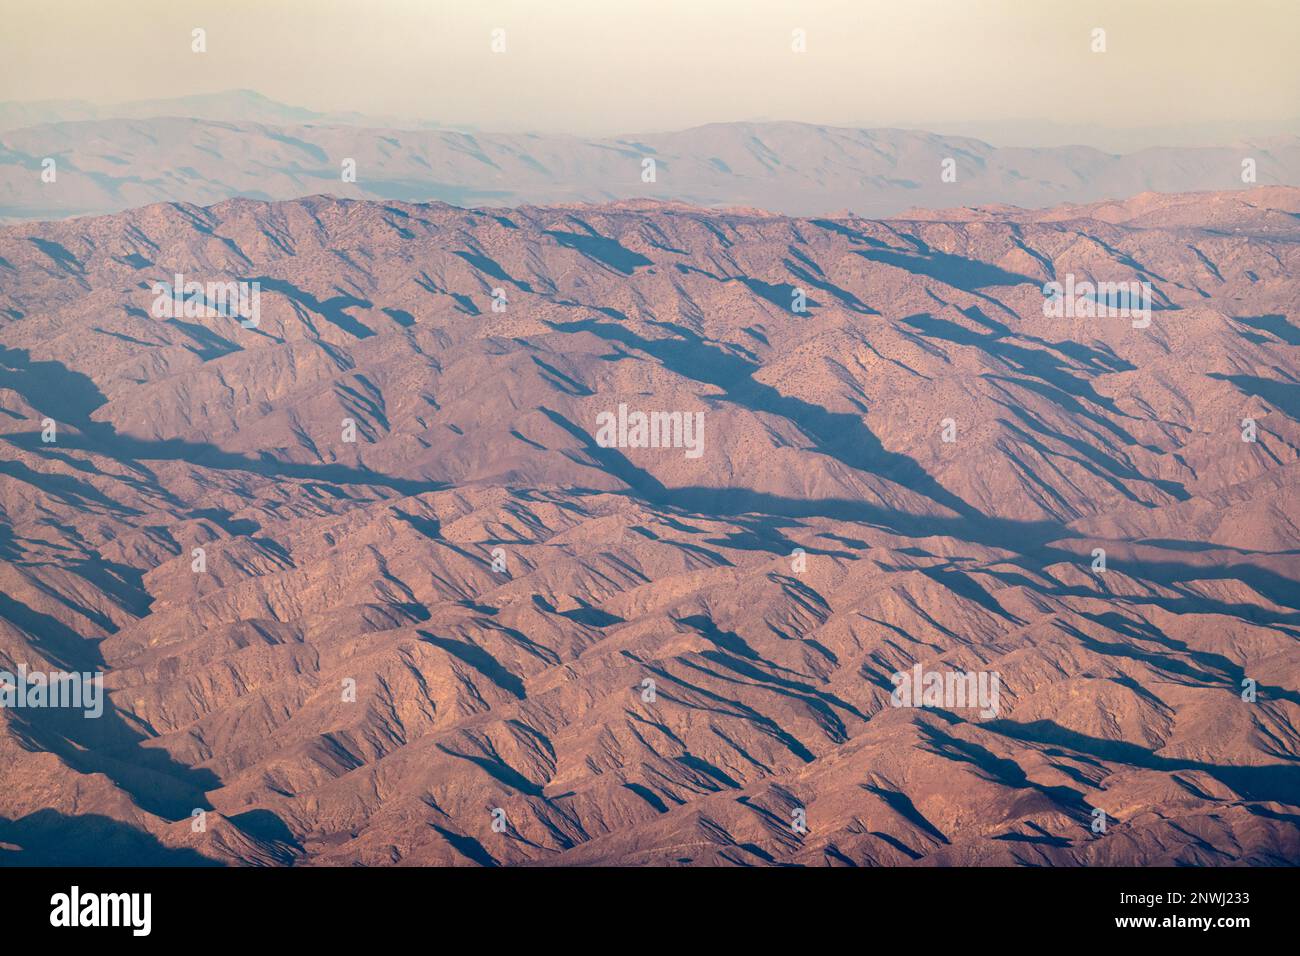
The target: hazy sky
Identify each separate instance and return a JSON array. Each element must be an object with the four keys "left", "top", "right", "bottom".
[{"left": 2, "top": 0, "right": 1297, "bottom": 135}]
